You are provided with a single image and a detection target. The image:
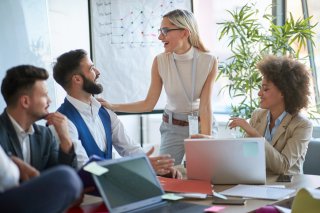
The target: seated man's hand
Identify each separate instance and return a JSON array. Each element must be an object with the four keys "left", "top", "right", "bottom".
[
  {"left": 149, "top": 155, "right": 175, "bottom": 176},
  {"left": 11, "top": 156, "right": 39, "bottom": 181},
  {"left": 45, "top": 112, "right": 73, "bottom": 153},
  {"left": 161, "top": 167, "right": 183, "bottom": 179},
  {"left": 146, "top": 147, "right": 175, "bottom": 176}
]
